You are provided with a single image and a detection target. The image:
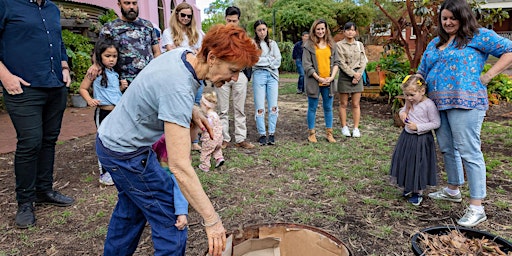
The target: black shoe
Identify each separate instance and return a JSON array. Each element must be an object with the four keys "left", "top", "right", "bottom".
[
  {"left": 267, "top": 134, "right": 275, "bottom": 145},
  {"left": 258, "top": 135, "right": 267, "bottom": 146},
  {"left": 36, "top": 190, "right": 74, "bottom": 207},
  {"left": 16, "top": 202, "right": 35, "bottom": 229}
]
